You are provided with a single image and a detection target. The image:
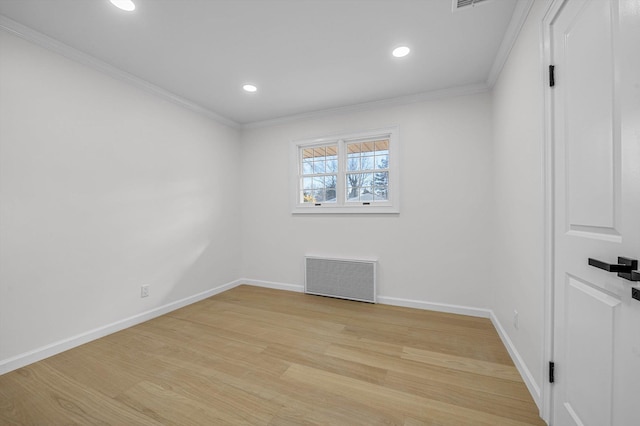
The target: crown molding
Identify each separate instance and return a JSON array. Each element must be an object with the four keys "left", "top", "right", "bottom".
[
  {"left": 0, "top": 15, "right": 240, "bottom": 130},
  {"left": 486, "top": 0, "right": 535, "bottom": 88},
  {"left": 241, "top": 82, "right": 490, "bottom": 130}
]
